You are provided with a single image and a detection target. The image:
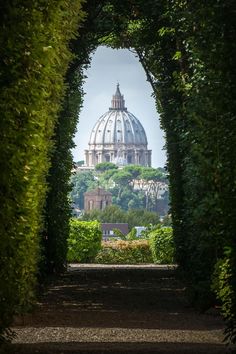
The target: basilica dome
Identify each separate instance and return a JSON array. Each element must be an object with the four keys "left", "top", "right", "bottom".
[{"left": 84, "top": 84, "right": 152, "bottom": 167}]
